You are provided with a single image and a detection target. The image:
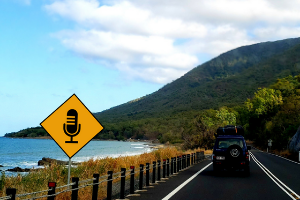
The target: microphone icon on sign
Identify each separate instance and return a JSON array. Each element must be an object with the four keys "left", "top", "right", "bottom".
[{"left": 64, "top": 109, "right": 81, "bottom": 143}]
